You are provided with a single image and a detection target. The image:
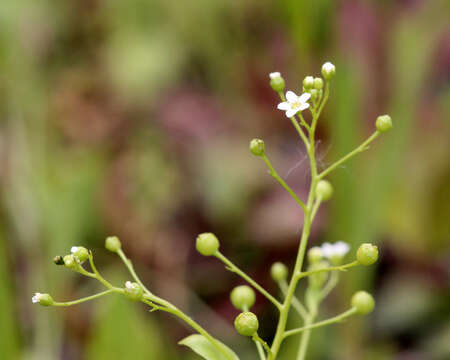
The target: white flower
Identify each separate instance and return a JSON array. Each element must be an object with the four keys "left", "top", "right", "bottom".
[
  {"left": 125, "top": 281, "right": 133, "bottom": 290},
  {"left": 321, "top": 241, "right": 350, "bottom": 259},
  {"left": 269, "top": 72, "right": 281, "bottom": 79},
  {"left": 32, "top": 293, "right": 42, "bottom": 304},
  {"left": 71, "top": 246, "right": 79, "bottom": 254},
  {"left": 277, "top": 91, "right": 311, "bottom": 117}
]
